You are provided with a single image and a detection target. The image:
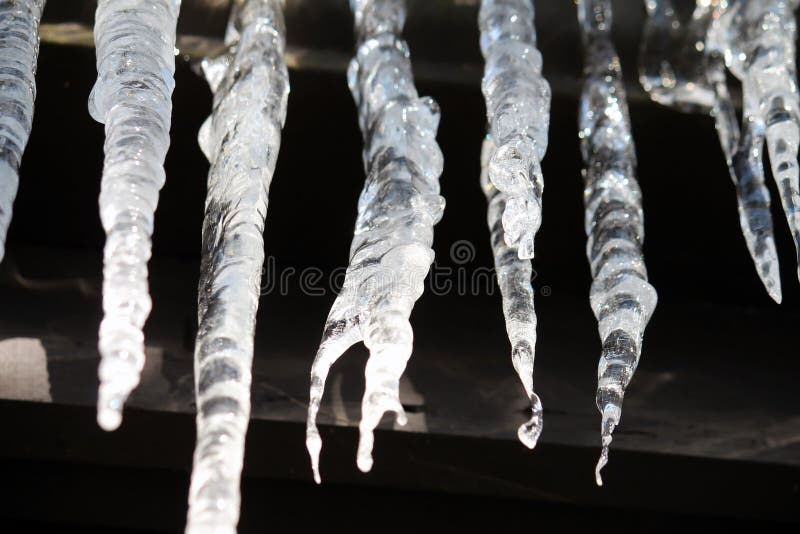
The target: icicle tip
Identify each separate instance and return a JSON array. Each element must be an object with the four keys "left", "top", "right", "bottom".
[
  {"left": 517, "top": 392, "right": 543, "bottom": 449},
  {"left": 595, "top": 403, "right": 620, "bottom": 486}
]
